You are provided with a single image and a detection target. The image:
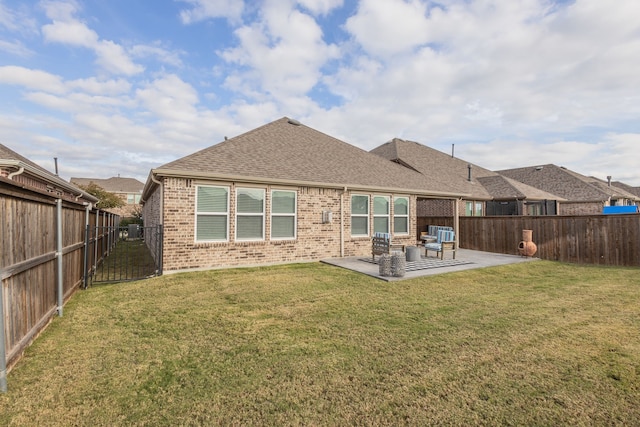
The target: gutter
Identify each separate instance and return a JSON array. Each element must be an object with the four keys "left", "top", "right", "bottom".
[
  {"left": 147, "top": 168, "right": 470, "bottom": 200},
  {"left": 1, "top": 160, "right": 98, "bottom": 203}
]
